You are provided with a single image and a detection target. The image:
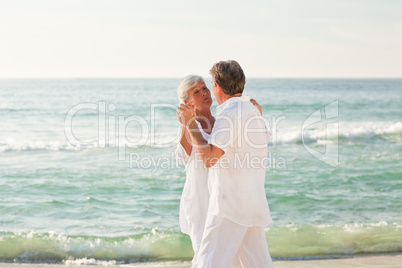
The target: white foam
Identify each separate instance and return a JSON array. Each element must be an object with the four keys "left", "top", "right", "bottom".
[
  {"left": 0, "top": 139, "right": 96, "bottom": 152},
  {"left": 340, "top": 121, "right": 402, "bottom": 138},
  {"left": 64, "top": 258, "right": 118, "bottom": 266},
  {"left": 121, "top": 261, "right": 191, "bottom": 267},
  {"left": 271, "top": 121, "right": 402, "bottom": 145}
]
